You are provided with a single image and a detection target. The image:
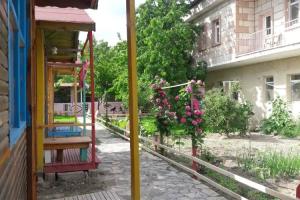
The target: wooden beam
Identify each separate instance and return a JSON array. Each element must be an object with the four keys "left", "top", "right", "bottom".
[
  {"left": 47, "top": 62, "right": 82, "bottom": 68},
  {"left": 37, "top": 123, "right": 94, "bottom": 128},
  {"left": 37, "top": 21, "right": 95, "bottom": 32},
  {"left": 36, "top": 28, "right": 45, "bottom": 171},
  {"left": 27, "top": 0, "right": 37, "bottom": 198},
  {"left": 126, "top": 0, "right": 141, "bottom": 199},
  {"left": 35, "top": 0, "right": 98, "bottom": 9}
]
